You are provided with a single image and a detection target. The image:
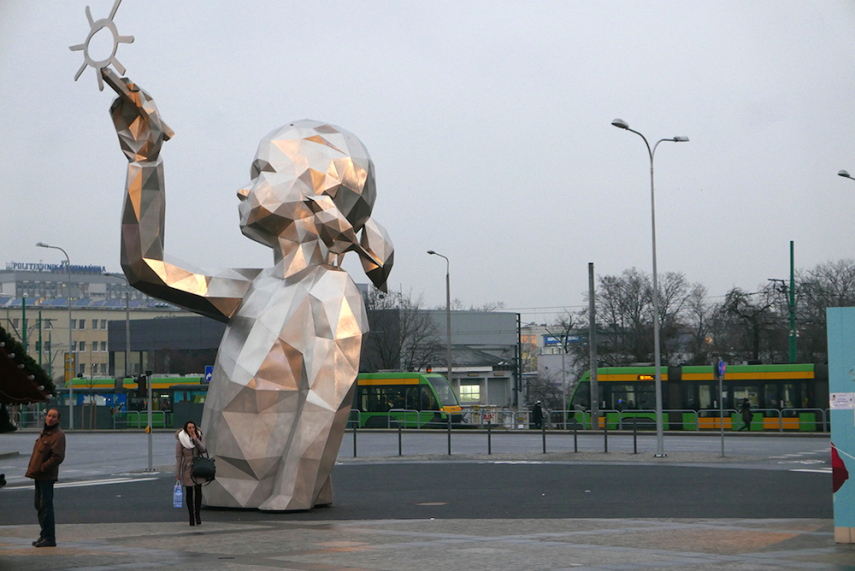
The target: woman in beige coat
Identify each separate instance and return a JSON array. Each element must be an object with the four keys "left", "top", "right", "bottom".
[{"left": 175, "top": 420, "right": 206, "bottom": 525}]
